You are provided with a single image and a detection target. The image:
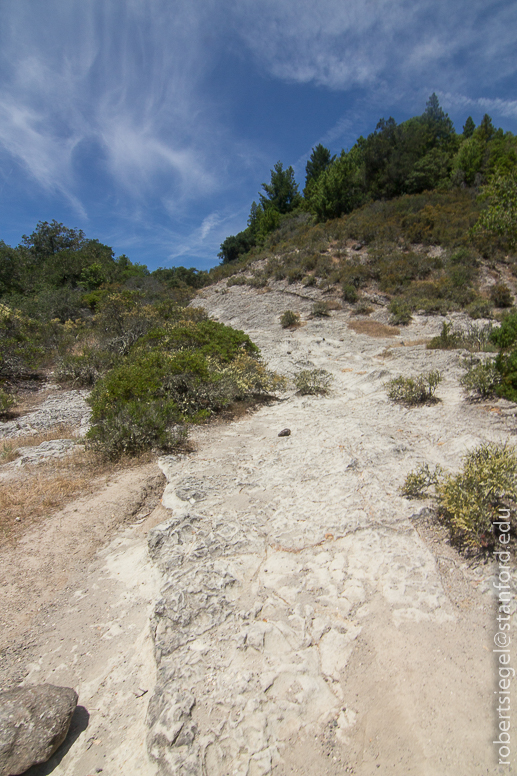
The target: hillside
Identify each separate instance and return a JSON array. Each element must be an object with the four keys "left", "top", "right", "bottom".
[{"left": 1, "top": 273, "right": 516, "bottom": 775}]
